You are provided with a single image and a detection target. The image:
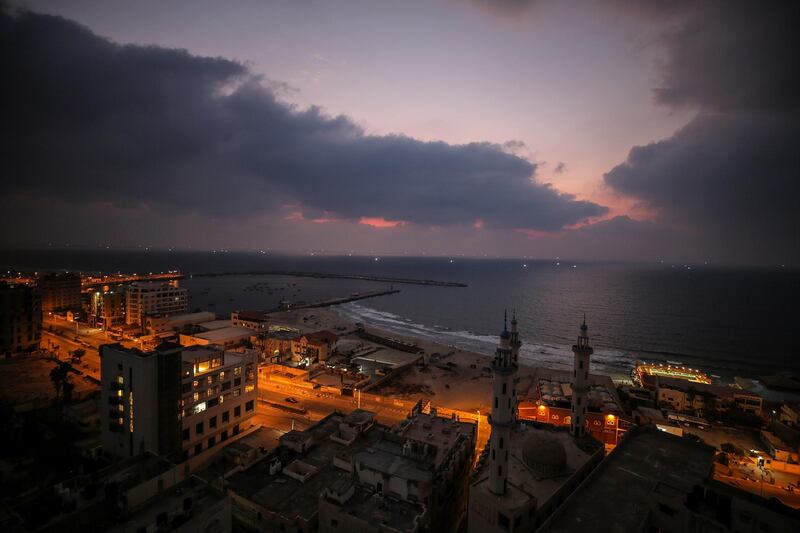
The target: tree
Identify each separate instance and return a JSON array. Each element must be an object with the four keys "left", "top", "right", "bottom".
[
  {"left": 49, "top": 361, "right": 73, "bottom": 402},
  {"left": 70, "top": 348, "right": 86, "bottom": 362}
]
